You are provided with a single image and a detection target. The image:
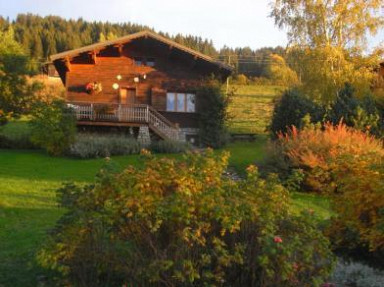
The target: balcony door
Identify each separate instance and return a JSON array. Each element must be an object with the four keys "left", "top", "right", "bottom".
[{"left": 120, "top": 88, "right": 136, "bottom": 105}]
